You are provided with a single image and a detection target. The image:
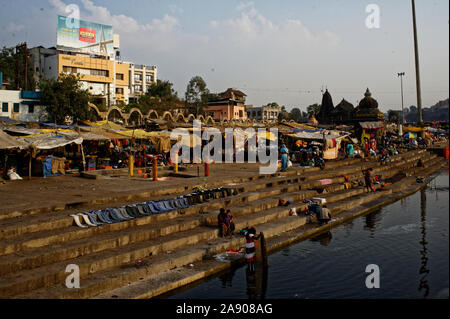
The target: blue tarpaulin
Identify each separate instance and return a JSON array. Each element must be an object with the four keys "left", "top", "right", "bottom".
[
  {"left": 43, "top": 156, "right": 63, "bottom": 177},
  {"left": 38, "top": 122, "right": 75, "bottom": 130}
]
